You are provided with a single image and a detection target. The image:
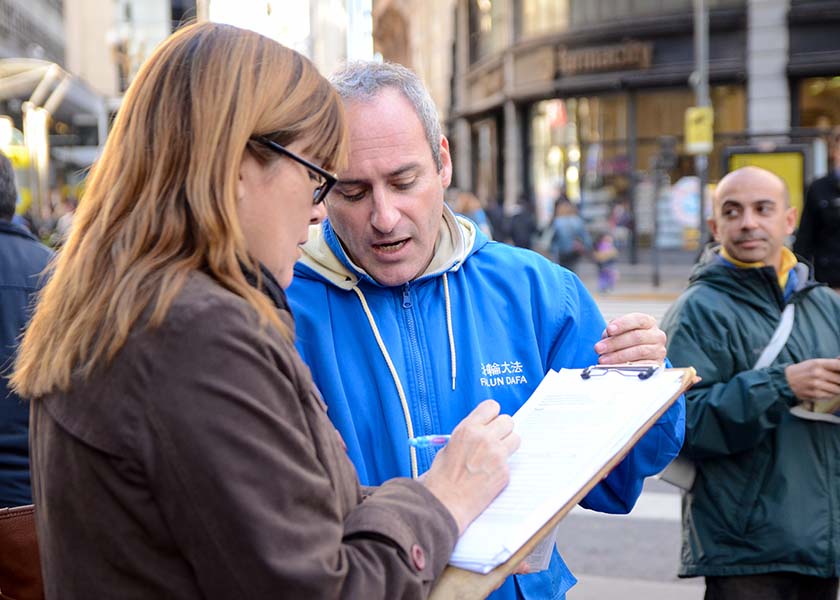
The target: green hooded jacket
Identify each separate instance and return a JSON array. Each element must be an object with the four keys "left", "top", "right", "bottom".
[{"left": 662, "top": 249, "right": 840, "bottom": 578}]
